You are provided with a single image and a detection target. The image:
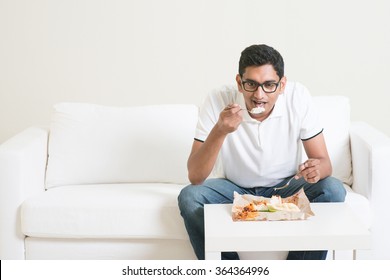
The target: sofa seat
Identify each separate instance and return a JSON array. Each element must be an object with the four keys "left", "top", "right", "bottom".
[
  {"left": 24, "top": 237, "right": 197, "bottom": 260},
  {"left": 21, "top": 182, "right": 370, "bottom": 260},
  {"left": 21, "top": 183, "right": 369, "bottom": 243},
  {"left": 21, "top": 184, "right": 189, "bottom": 239}
]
